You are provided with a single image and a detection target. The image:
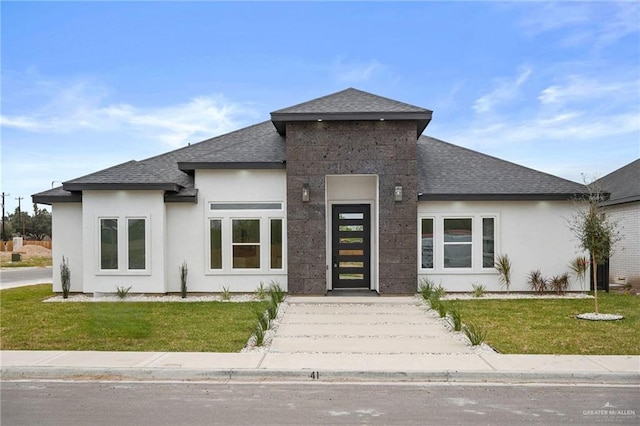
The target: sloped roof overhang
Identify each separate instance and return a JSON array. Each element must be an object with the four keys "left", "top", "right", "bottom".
[
  {"left": 178, "top": 161, "right": 286, "bottom": 172},
  {"left": 418, "top": 193, "right": 590, "bottom": 201},
  {"left": 270, "top": 111, "right": 432, "bottom": 137}
]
